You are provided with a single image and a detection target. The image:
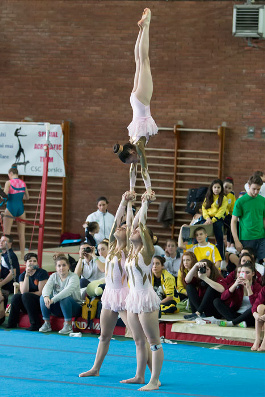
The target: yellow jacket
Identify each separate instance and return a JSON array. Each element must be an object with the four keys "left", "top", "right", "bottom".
[
  {"left": 177, "top": 268, "right": 188, "bottom": 295},
  {"left": 202, "top": 194, "right": 228, "bottom": 223},
  {"left": 152, "top": 269, "right": 179, "bottom": 303},
  {"left": 225, "top": 192, "right": 236, "bottom": 216}
]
